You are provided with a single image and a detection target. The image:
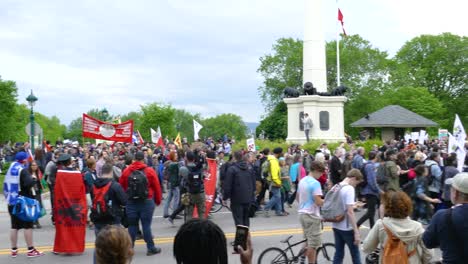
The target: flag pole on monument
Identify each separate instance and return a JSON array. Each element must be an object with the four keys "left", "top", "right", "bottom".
[
  {"left": 337, "top": 2, "right": 346, "bottom": 87},
  {"left": 193, "top": 119, "right": 203, "bottom": 141}
]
